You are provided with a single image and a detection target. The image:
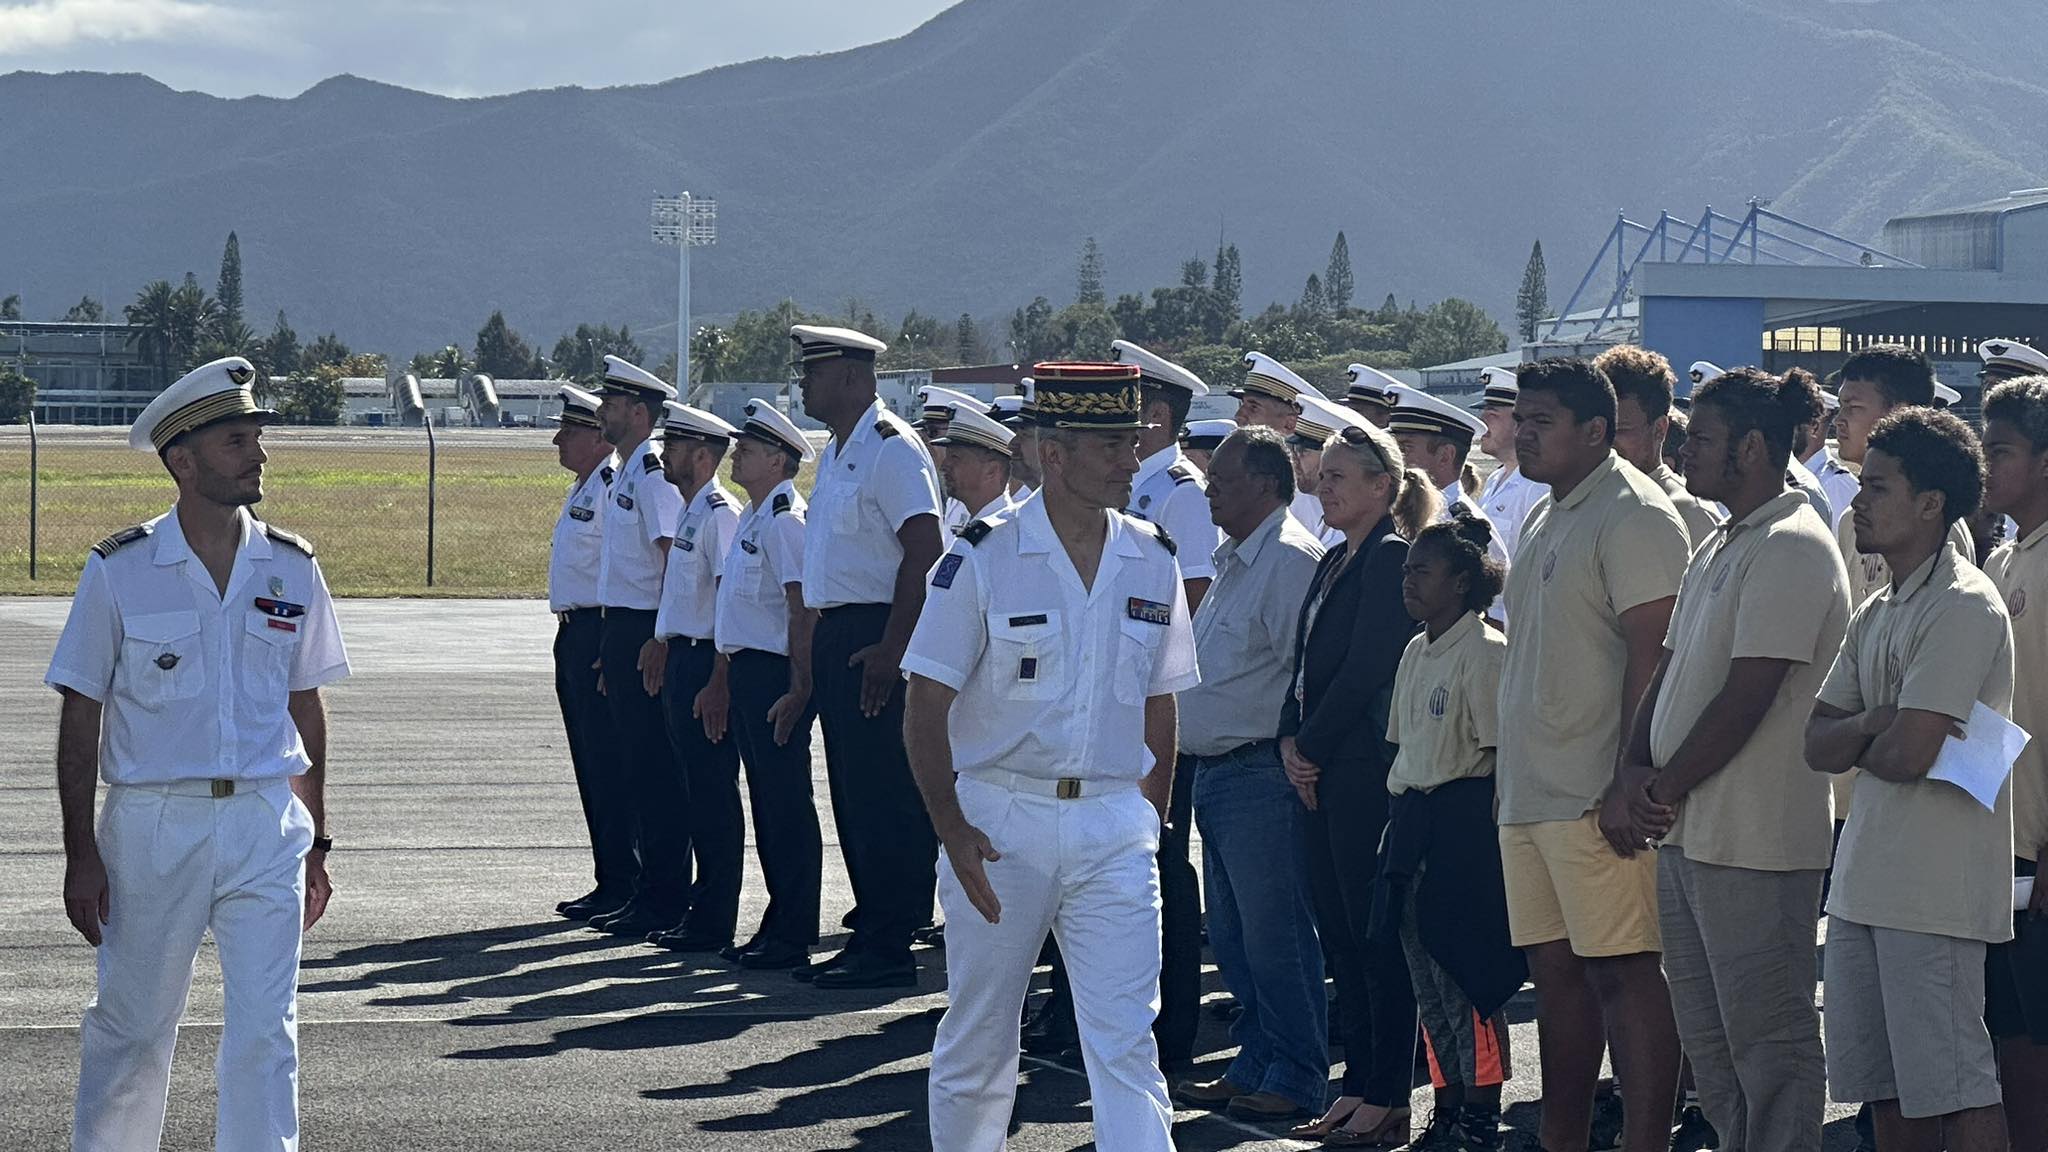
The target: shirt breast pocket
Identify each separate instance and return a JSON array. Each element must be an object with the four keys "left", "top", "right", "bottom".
[
  {"left": 120, "top": 611, "right": 204, "bottom": 710},
  {"left": 987, "top": 610, "right": 1062, "bottom": 700},
  {"left": 242, "top": 612, "right": 299, "bottom": 703},
  {"left": 1115, "top": 618, "right": 1167, "bottom": 705}
]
